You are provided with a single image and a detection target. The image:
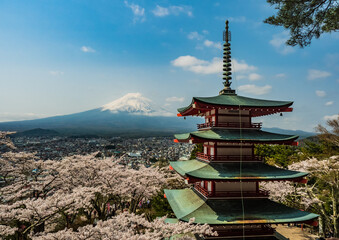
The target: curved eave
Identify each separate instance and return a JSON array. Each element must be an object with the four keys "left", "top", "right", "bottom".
[
  {"left": 177, "top": 95, "right": 293, "bottom": 117},
  {"left": 164, "top": 189, "right": 318, "bottom": 225},
  {"left": 174, "top": 129, "right": 298, "bottom": 144},
  {"left": 169, "top": 160, "right": 308, "bottom": 181}
]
